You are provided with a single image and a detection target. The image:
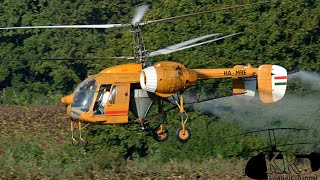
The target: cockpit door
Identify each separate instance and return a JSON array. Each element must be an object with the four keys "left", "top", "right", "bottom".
[{"left": 104, "top": 83, "right": 130, "bottom": 116}]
